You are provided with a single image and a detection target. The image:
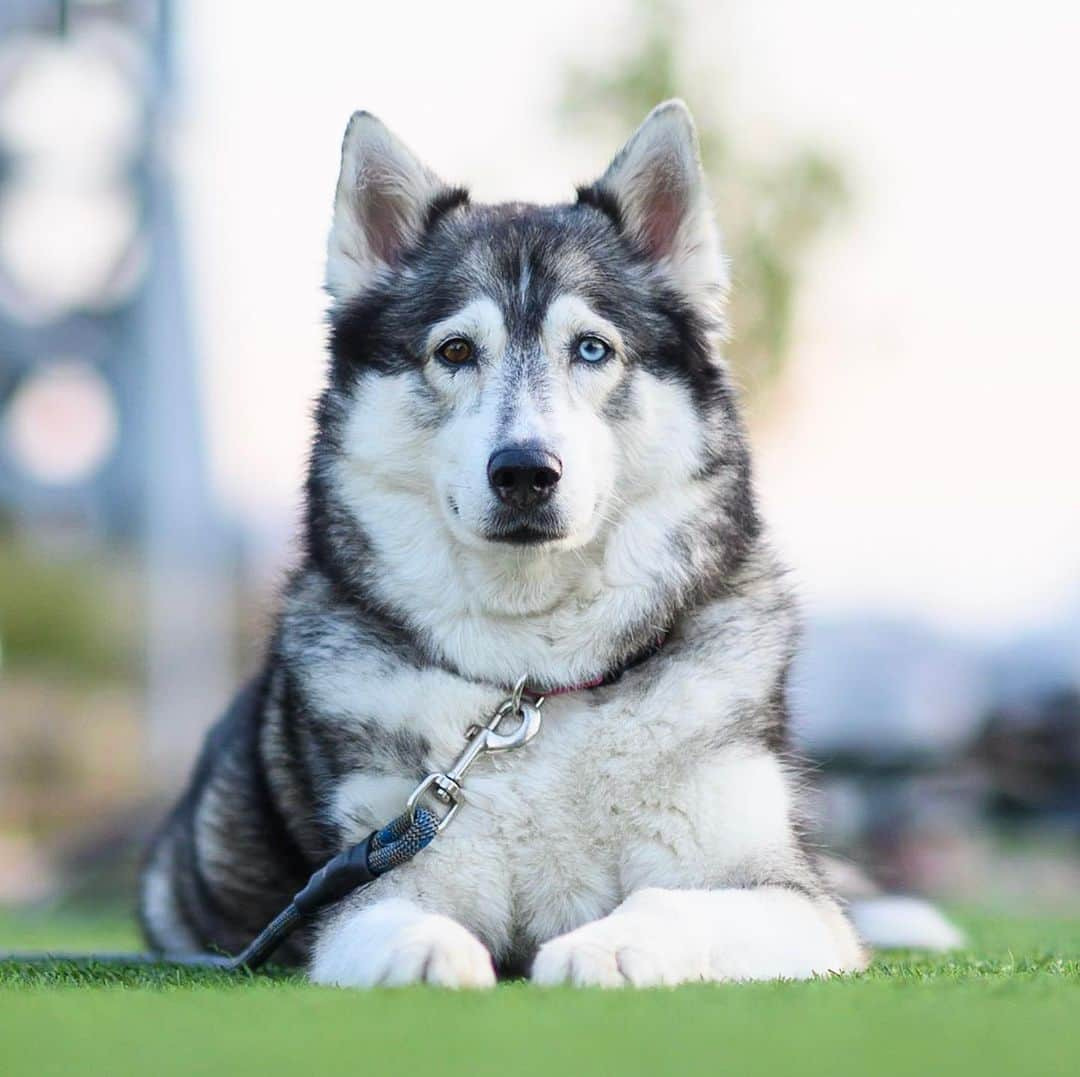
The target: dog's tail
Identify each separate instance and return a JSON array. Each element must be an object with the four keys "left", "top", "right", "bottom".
[{"left": 820, "top": 855, "right": 966, "bottom": 951}]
